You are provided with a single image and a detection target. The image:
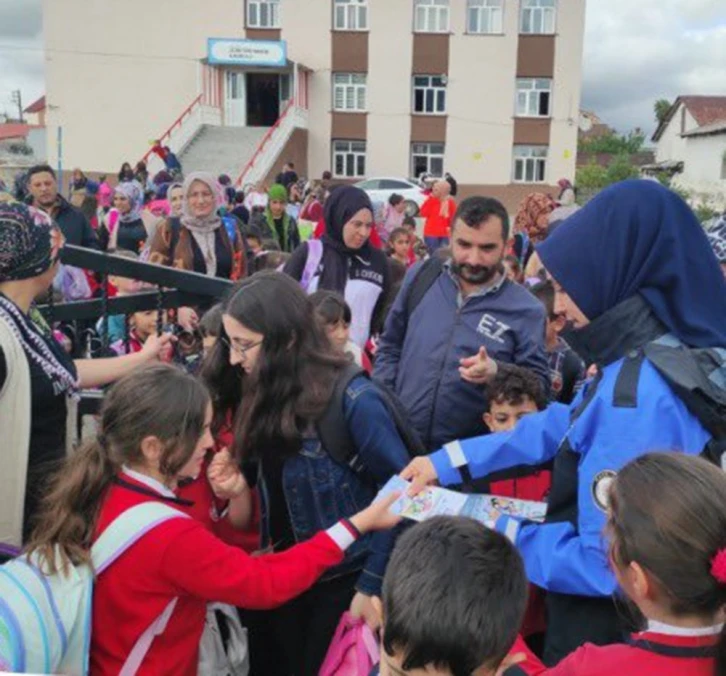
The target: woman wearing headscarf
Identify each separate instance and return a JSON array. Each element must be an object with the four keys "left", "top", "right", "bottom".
[
  {"left": 98, "top": 181, "right": 147, "bottom": 253},
  {"left": 0, "top": 201, "right": 172, "bottom": 553},
  {"left": 148, "top": 172, "right": 246, "bottom": 280},
  {"left": 284, "top": 185, "right": 391, "bottom": 348},
  {"left": 401, "top": 180, "right": 726, "bottom": 665}
]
